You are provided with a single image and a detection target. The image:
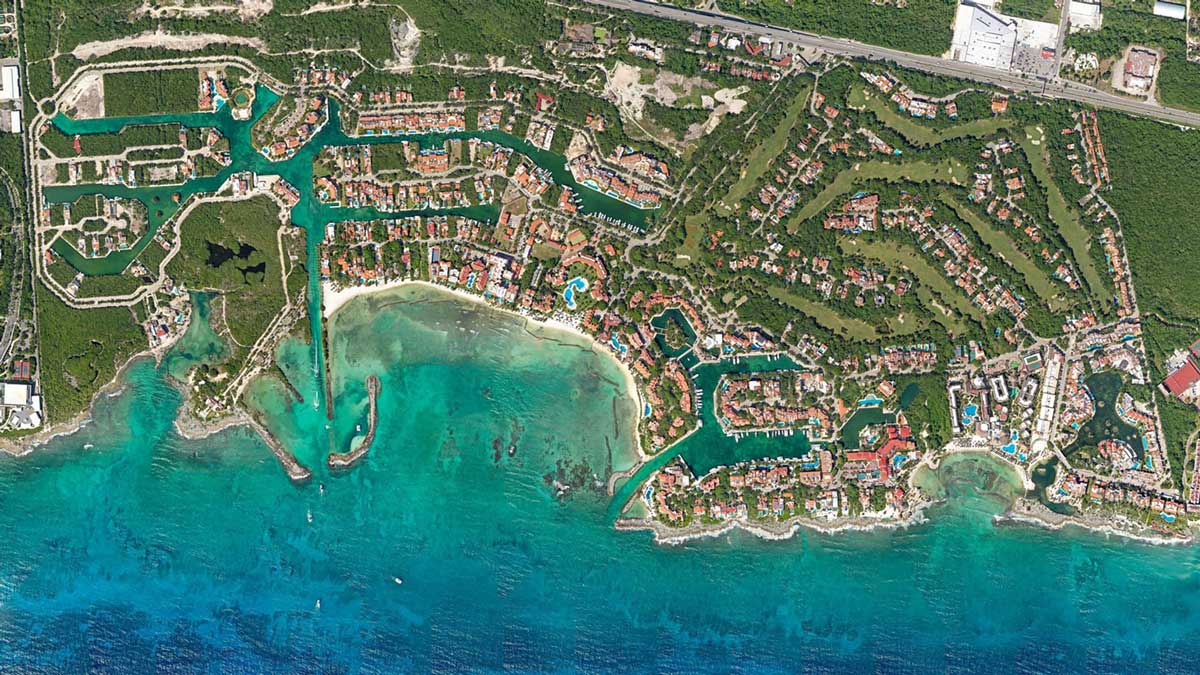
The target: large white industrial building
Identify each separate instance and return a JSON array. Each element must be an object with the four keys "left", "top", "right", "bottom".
[{"left": 950, "top": 1, "right": 1018, "bottom": 70}]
